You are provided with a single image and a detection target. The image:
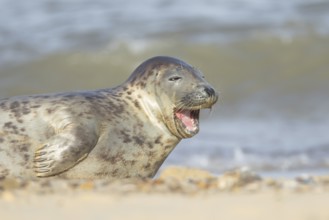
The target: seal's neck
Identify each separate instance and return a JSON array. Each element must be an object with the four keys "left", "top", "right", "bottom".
[{"left": 134, "top": 89, "right": 173, "bottom": 135}]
